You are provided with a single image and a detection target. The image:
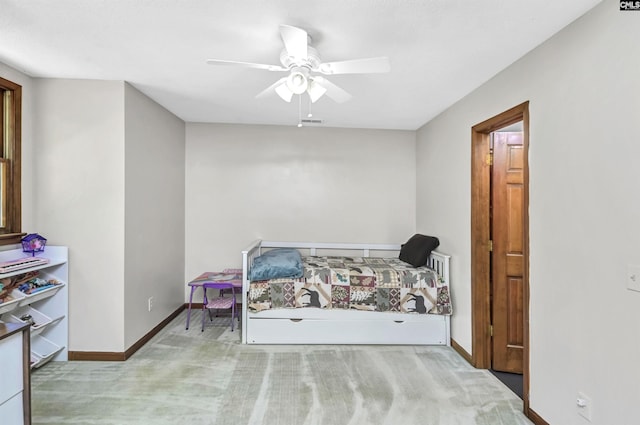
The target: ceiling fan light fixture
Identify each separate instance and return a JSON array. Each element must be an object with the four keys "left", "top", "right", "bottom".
[
  {"left": 307, "top": 78, "right": 327, "bottom": 103},
  {"left": 286, "top": 67, "right": 309, "bottom": 95},
  {"left": 275, "top": 82, "right": 294, "bottom": 102}
]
